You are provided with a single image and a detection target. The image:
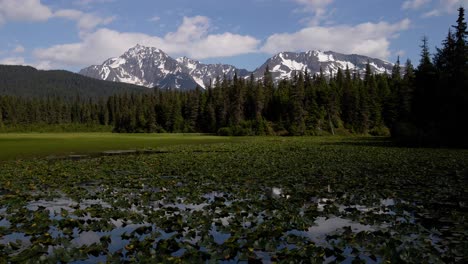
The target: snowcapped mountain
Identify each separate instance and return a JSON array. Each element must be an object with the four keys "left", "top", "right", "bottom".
[
  {"left": 79, "top": 45, "right": 393, "bottom": 90},
  {"left": 252, "top": 50, "right": 393, "bottom": 82},
  {"left": 79, "top": 44, "right": 248, "bottom": 90},
  {"left": 175, "top": 56, "right": 249, "bottom": 88}
]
